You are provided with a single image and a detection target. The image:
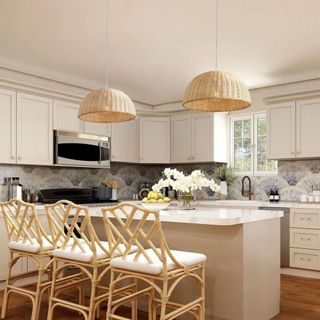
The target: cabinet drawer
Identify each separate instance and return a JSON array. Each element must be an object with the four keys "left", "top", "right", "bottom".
[
  {"left": 290, "top": 248, "right": 320, "bottom": 270},
  {"left": 290, "top": 228, "right": 320, "bottom": 249},
  {"left": 290, "top": 209, "right": 320, "bottom": 229}
]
